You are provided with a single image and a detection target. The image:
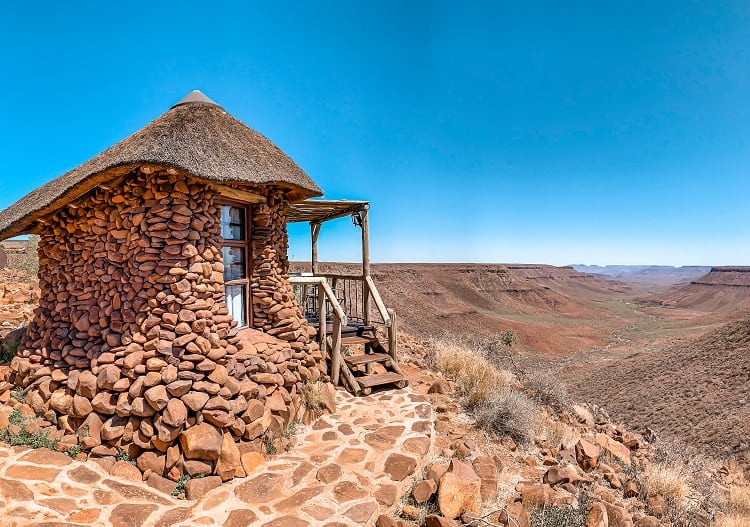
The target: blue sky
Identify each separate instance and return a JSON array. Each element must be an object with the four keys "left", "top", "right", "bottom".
[{"left": 1, "top": 1, "right": 749, "bottom": 265}]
